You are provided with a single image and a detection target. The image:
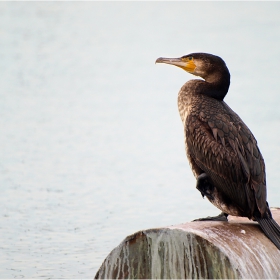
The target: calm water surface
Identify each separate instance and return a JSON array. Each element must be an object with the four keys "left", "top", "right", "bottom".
[{"left": 1, "top": 2, "right": 280, "bottom": 278}]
